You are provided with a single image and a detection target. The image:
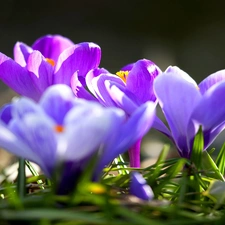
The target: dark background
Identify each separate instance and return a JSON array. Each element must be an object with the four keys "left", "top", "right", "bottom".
[
  {"left": 1, "top": 0, "right": 225, "bottom": 166},
  {"left": 1, "top": 0, "right": 225, "bottom": 83}
]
